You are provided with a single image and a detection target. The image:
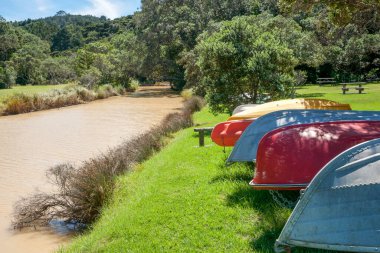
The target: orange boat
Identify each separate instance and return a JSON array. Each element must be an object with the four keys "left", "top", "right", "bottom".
[
  {"left": 211, "top": 119, "right": 254, "bottom": 146},
  {"left": 228, "top": 99, "right": 351, "bottom": 121}
]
